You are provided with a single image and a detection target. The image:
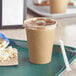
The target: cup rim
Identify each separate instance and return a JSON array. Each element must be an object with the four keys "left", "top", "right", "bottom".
[{"left": 24, "top": 17, "right": 57, "bottom": 29}]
